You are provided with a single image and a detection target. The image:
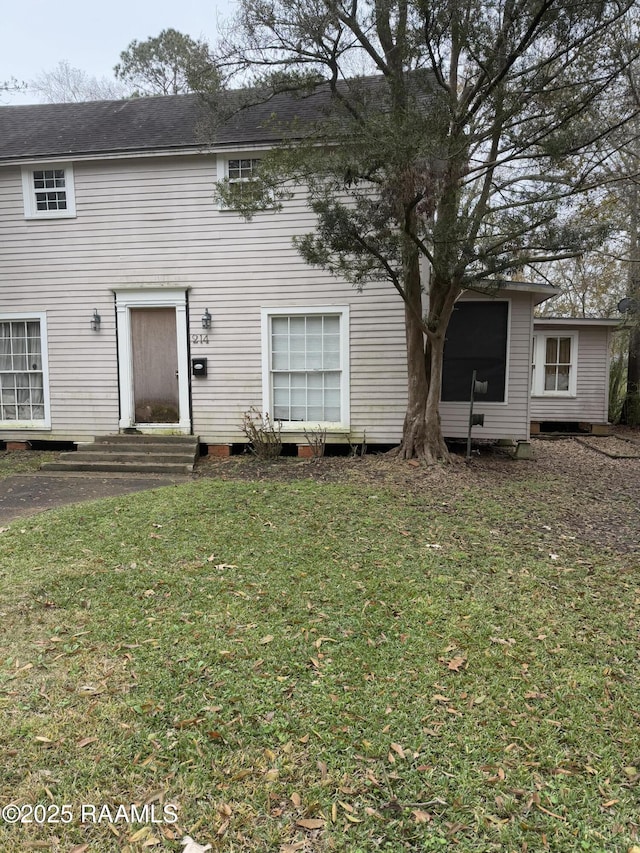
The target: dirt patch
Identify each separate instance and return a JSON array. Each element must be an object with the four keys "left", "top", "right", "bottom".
[
  {"left": 2, "top": 431, "right": 639, "bottom": 555},
  {"left": 195, "top": 433, "right": 640, "bottom": 555}
]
